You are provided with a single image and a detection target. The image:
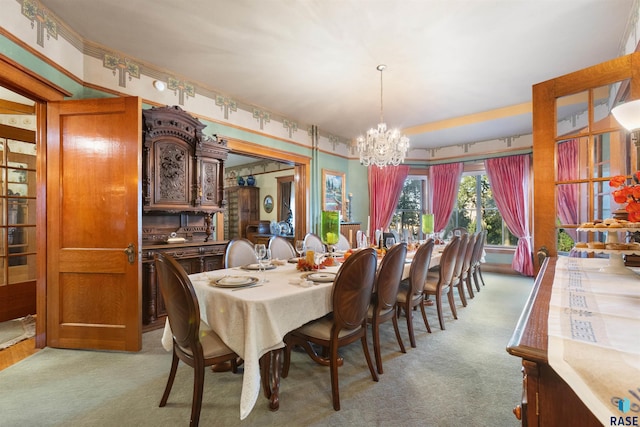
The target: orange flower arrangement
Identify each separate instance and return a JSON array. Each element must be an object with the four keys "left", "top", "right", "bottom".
[{"left": 610, "top": 171, "right": 640, "bottom": 222}]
